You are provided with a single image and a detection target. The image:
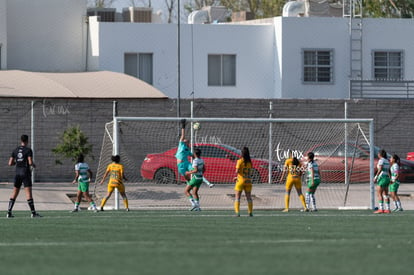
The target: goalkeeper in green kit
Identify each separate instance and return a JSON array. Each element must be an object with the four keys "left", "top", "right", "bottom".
[{"left": 175, "top": 119, "right": 213, "bottom": 188}]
